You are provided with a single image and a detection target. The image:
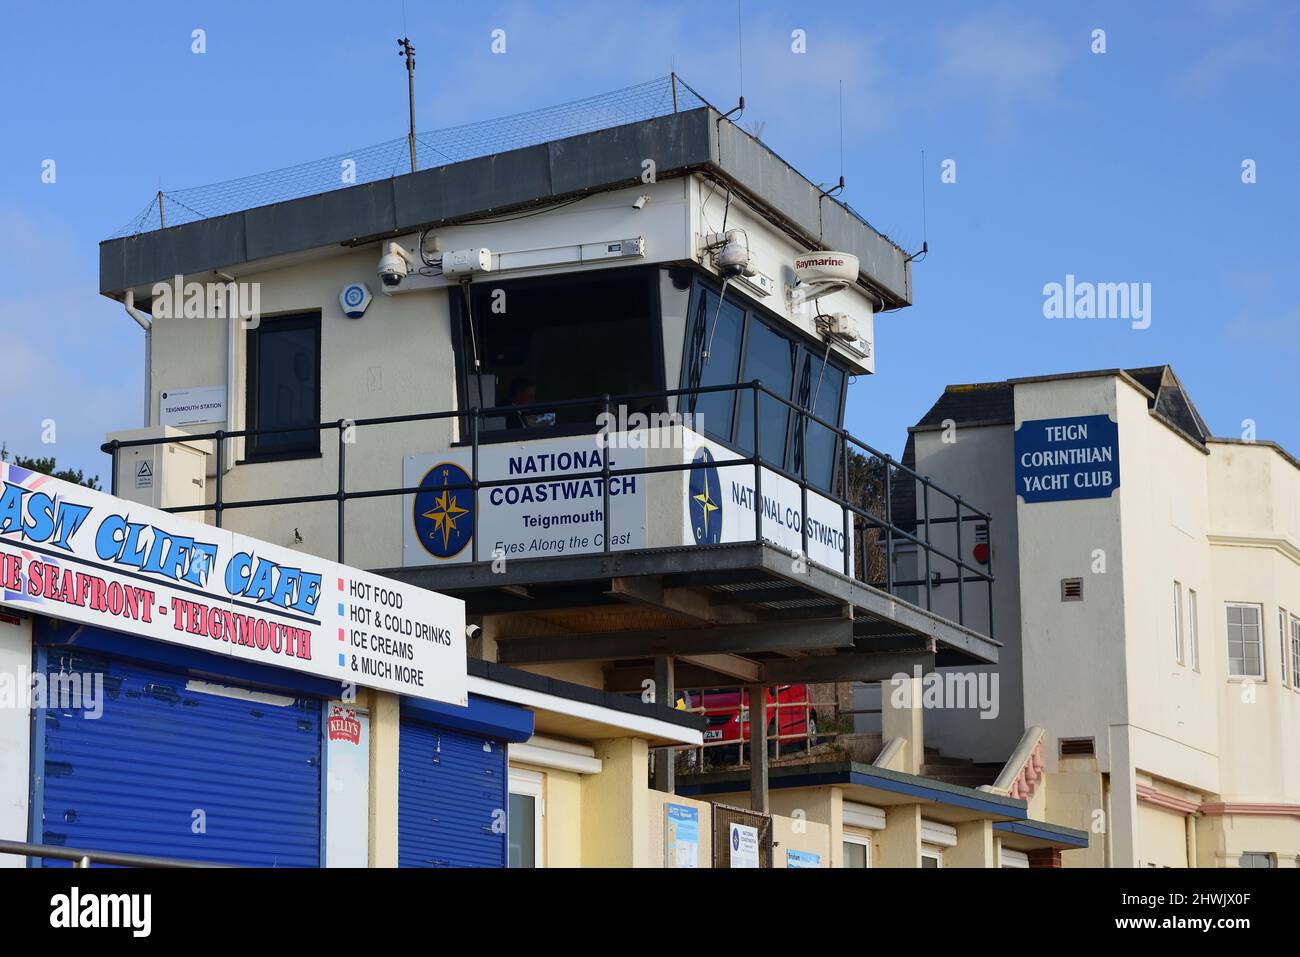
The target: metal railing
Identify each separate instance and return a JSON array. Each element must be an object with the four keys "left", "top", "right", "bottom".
[
  {"left": 0, "top": 838, "right": 227, "bottom": 868},
  {"left": 112, "top": 75, "right": 714, "bottom": 237},
  {"left": 676, "top": 686, "right": 828, "bottom": 770},
  {"left": 102, "top": 380, "right": 994, "bottom": 637}
]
